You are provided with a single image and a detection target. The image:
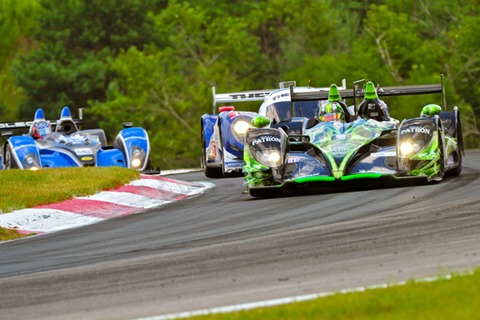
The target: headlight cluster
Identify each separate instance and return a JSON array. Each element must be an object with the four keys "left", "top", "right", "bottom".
[
  {"left": 233, "top": 120, "right": 250, "bottom": 135},
  {"left": 130, "top": 145, "right": 146, "bottom": 169},
  {"left": 21, "top": 153, "right": 41, "bottom": 171},
  {"left": 268, "top": 151, "right": 281, "bottom": 163},
  {"left": 247, "top": 130, "right": 285, "bottom": 168},
  {"left": 400, "top": 142, "right": 421, "bottom": 157},
  {"left": 250, "top": 149, "right": 283, "bottom": 168},
  {"left": 232, "top": 119, "right": 251, "bottom": 145}
]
